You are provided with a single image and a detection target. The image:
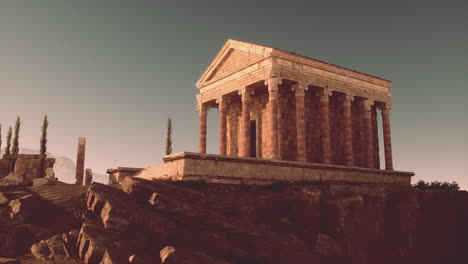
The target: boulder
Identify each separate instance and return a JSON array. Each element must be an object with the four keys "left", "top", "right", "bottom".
[
  {"left": 30, "top": 231, "right": 78, "bottom": 261},
  {"left": 30, "top": 240, "right": 51, "bottom": 260},
  {"left": 100, "top": 200, "right": 130, "bottom": 230},
  {"left": 45, "top": 167, "right": 55, "bottom": 178},
  {"left": 32, "top": 177, "right": 56, "bottom": 187},
  {"left": 77, "top": 217, "right": 128, "bottom": 264},
  {"left": 0, "top": 173, "right": 24, "bottom": 186}
]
